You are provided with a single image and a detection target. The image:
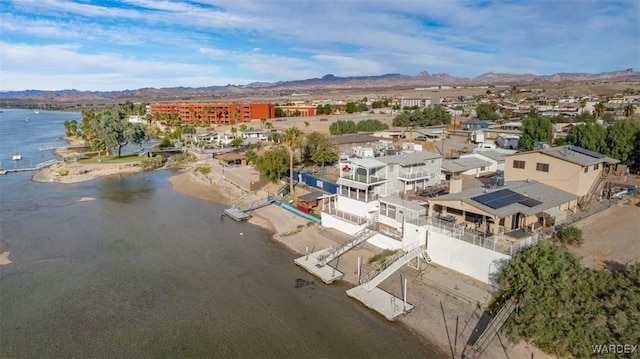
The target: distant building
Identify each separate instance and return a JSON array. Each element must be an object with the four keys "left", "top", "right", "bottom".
[{"left": 149, "top": 103, "right": 274, "bottom": 125}]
